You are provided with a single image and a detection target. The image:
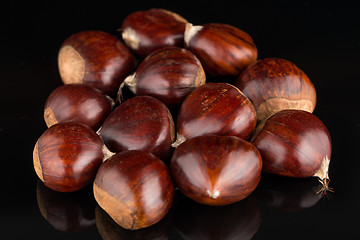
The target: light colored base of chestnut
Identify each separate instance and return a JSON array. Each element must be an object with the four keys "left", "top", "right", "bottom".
[
  {"left": 257, "top": 98, "right": 314, "bottom": 123},
  {"left": 33, "top": 141, "right": 44, "bottom": 181},
  {"left": 93, "top": 183, "right": 138, "bottom": 230},
  {"left": 58, "top": 45, "right": 85, "bottom": 84},
  {"left": 184, "top": 23, "right": 203, "bottom": 47},
  {"left": 123, "top": 73, "right": 137, "bottom": 94},
  {"left": 122, "top": 27, "right": 140, "bottom": 51},
  {"left": 44, "top": 107, "right": 58, "bottom": 127}
]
